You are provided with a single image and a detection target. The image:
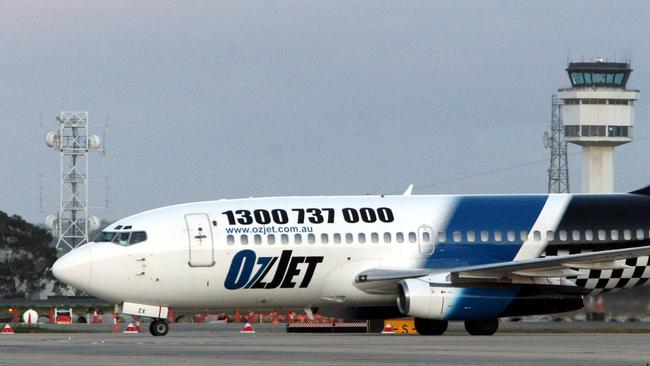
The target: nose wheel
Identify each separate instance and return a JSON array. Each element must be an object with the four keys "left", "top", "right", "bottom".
[{"left": 149, "top": 319, "right": 169, "bottom": 336}]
